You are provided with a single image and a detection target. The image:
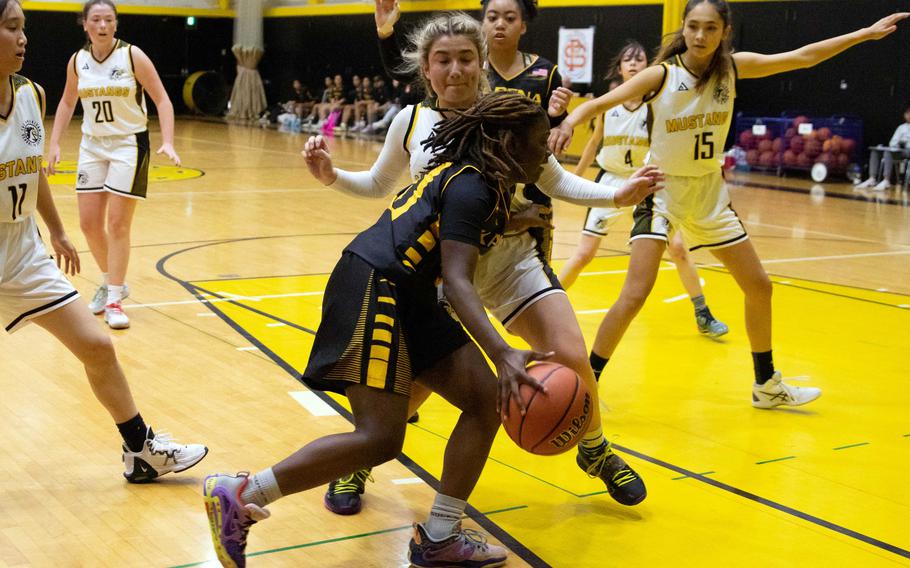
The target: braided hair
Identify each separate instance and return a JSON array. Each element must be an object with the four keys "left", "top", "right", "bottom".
[{"left": 424, "top": 91, "right": 547, "bottom": 212}]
